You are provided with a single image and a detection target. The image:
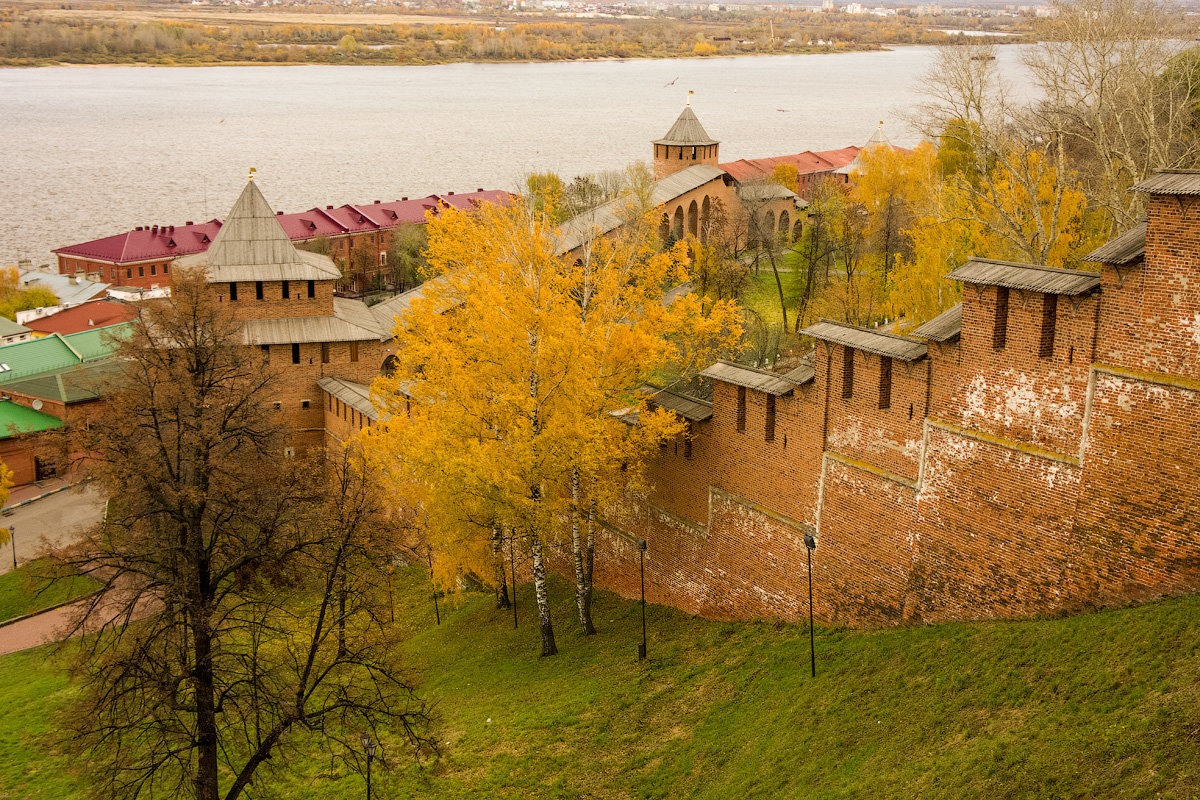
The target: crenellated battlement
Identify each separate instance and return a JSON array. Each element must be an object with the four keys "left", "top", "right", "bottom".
[{"left": 593, "top": 171, "right": 1200, "bottom": 627}]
